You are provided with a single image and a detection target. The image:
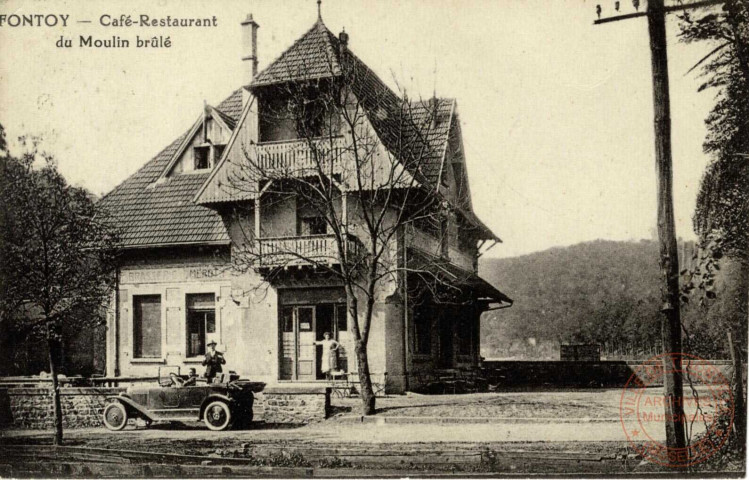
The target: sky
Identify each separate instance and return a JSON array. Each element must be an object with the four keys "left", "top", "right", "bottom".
[{"left": 0, "top": 0, "right": 718, "bottom": 258}]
